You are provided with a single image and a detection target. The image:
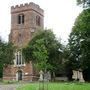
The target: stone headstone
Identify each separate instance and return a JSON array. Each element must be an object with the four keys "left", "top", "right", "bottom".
[
  {"left": 47, "top": 71, "right": 51, "bottom": 81},
  {"left": 72, "top": 70, "right": 79, "bottom": 80},
  {"left": 79, "top": 71, "right": 85, "bottom": 82},
  {"left": 39, "top": 70, "right": 44, "bottom": 81},
  {"left": 44, "top": 71, "right": 51, "bottom": 81},
  {"left": 72, "top": 70, "right": 84, "bottom": 82}
]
